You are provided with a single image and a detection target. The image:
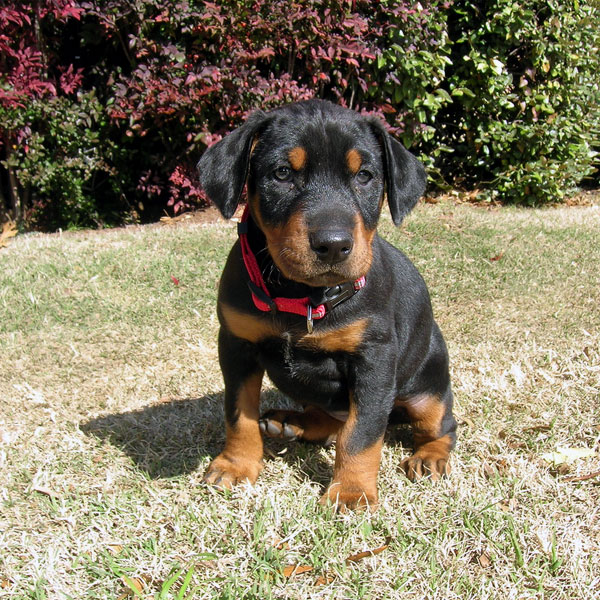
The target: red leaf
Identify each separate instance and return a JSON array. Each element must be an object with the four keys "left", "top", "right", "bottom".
[
  {"left": 282, "top": 564, "right": 313, "bottom": 578},
  {"left": 346, "top": 537, "right": 391, "bottom": 563}
]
